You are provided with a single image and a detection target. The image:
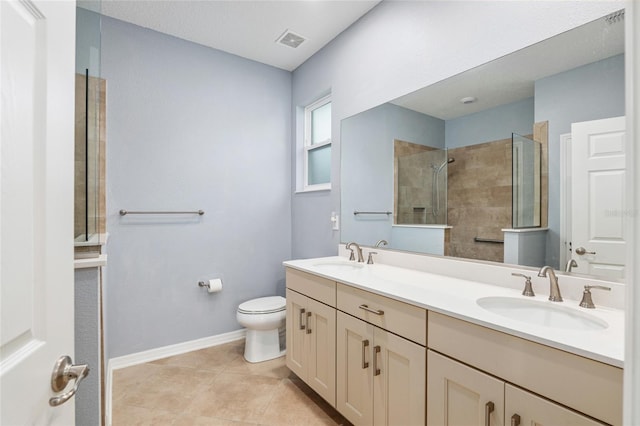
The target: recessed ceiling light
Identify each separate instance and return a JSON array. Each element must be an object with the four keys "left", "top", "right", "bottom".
[
  {"left": 276, "top": 30, "right": 307, "bottom": 49},
  {"left": 460, "top": 96, "right": 477, "bottom": 104}
]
